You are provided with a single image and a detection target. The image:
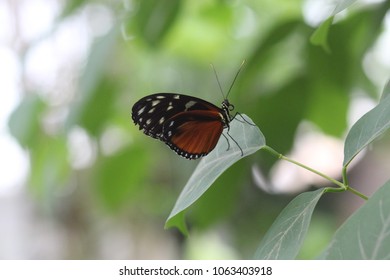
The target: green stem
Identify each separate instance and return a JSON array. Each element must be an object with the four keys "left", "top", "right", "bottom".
[
  {"left": 342, "top": 165, "right": 349, "bottom": 187},
  {"left": 262, "top": 145, "right": 368, "bottom": 200},
  {"left": 340, "top": 165, "right": 367, "bottom": 200},
  {"left": 345, "top": 186, "right": 368, "bottom": 200}
]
